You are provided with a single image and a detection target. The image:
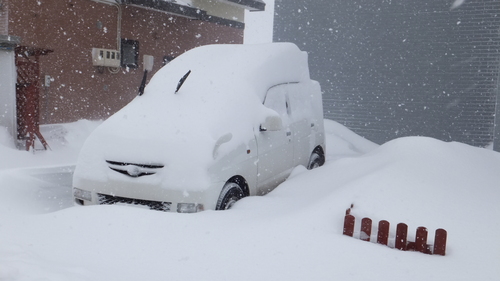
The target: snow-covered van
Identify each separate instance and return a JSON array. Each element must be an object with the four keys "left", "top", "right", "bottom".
[{"left": 72, "top": 43, "right": 325, "bottom": 212}]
